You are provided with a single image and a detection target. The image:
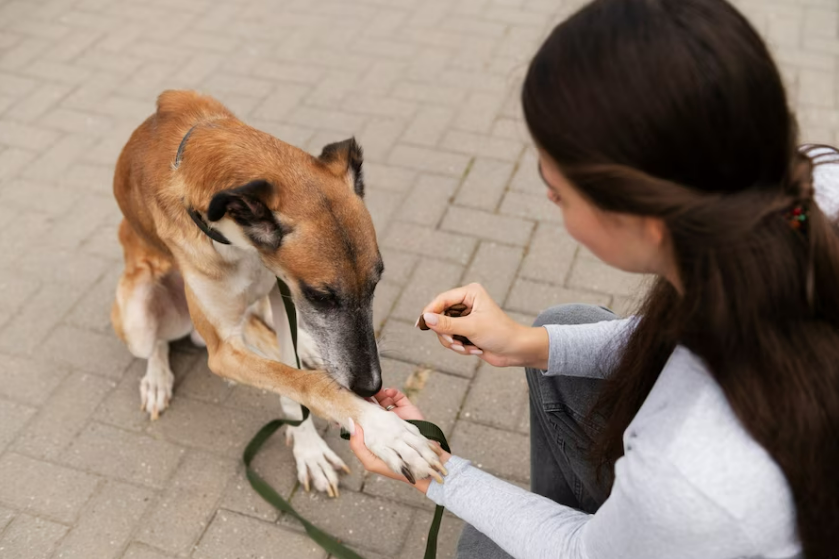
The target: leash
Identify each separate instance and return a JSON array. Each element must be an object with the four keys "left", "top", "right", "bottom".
[{"left": 244, "top": 277, "right": 450, "bottom": 559}]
